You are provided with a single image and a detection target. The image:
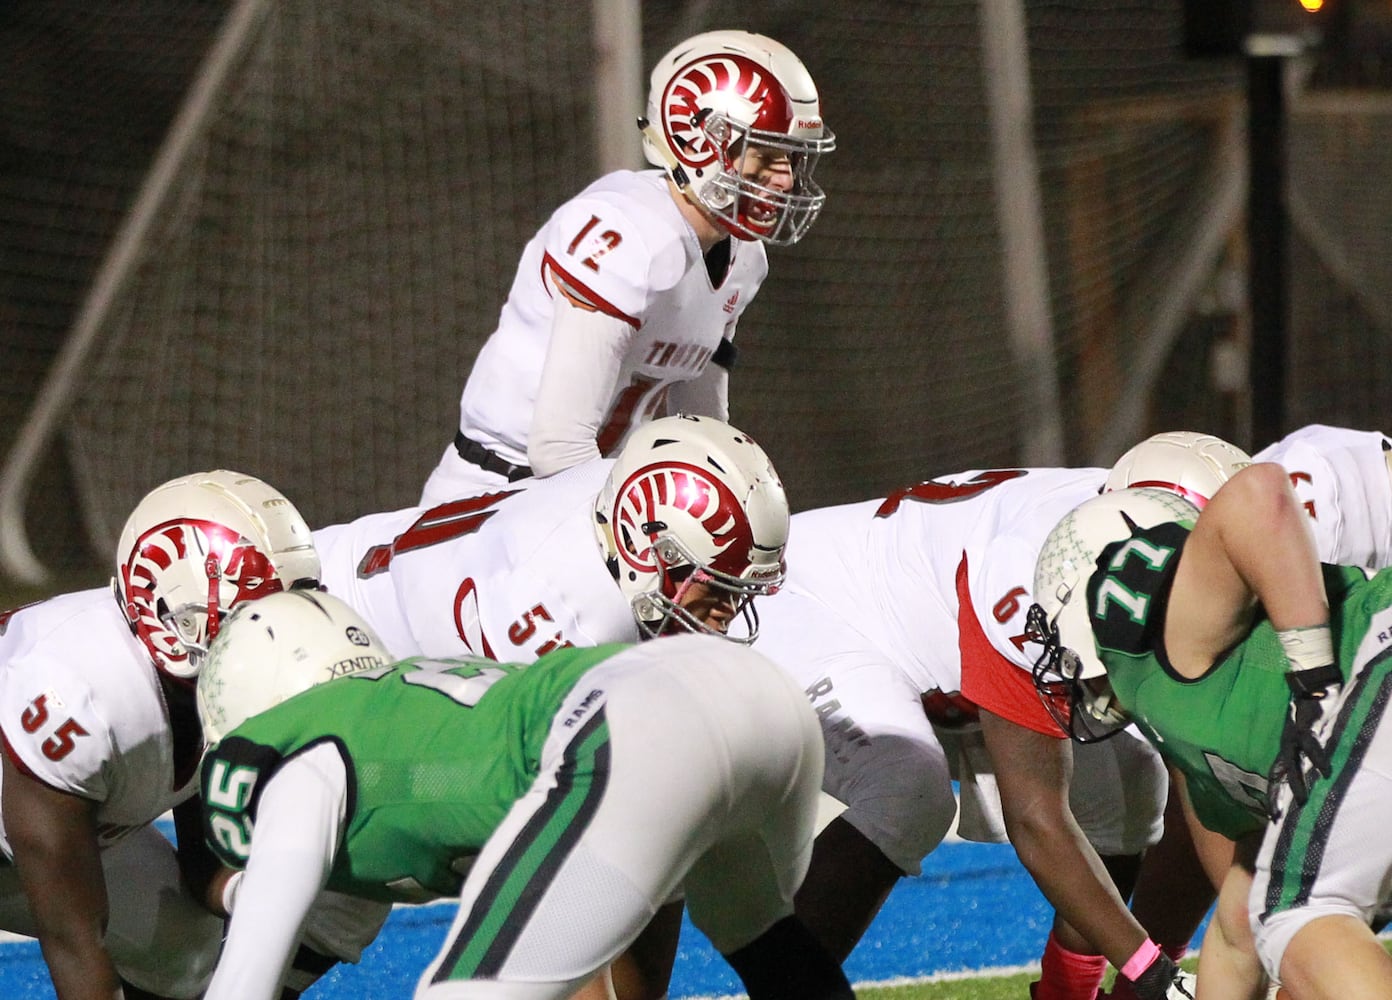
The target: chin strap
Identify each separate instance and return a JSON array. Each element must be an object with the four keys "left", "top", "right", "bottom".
[
  {"left": 637, "top": 117, "right": 693, "bottom": 193},
  {"left": 204, "top": 552, "right": 223, "bottom": 643}
]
